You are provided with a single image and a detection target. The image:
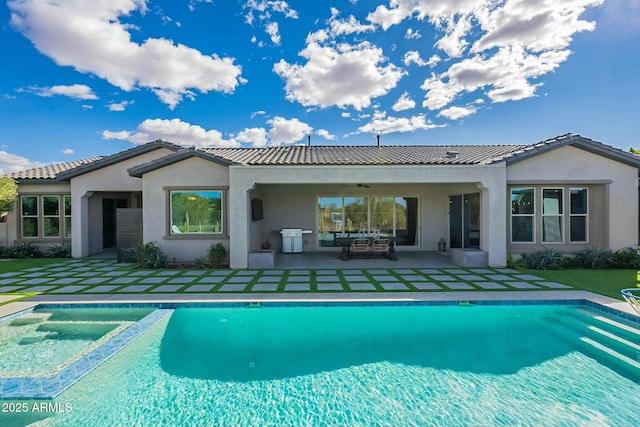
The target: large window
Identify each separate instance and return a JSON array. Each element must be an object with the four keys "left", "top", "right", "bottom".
[
  {"left": 511, "top": 188, "right": 535, "bottom": 242},
  {"left": 170, "top": 190, "right": 223, "bottom": 234},
  {"left": 542, "top": 189, "right": 563, "bottom": 243},
  {"left": 570, "top": 188, "right": 588, "bottom": 242},
  {"left": 20, "top": 194, "right": 71, "bottom": 239},
  {"left": 510, "top": 186, "right": 590, "bottom": 245},
  {"left": 317, "top": 196, "right": 418, "bottom": 247}
]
